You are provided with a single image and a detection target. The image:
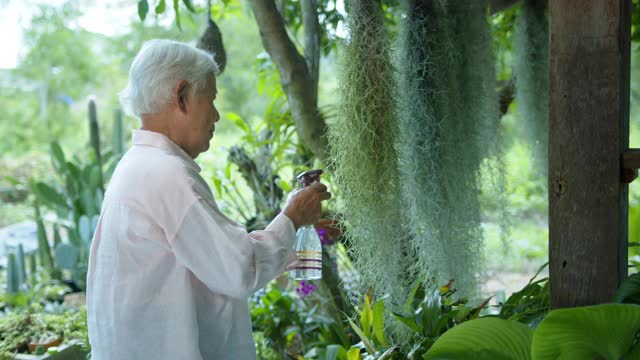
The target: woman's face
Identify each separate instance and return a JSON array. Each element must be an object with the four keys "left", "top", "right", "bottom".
[{"left": 181, "top": 76, "right": 220, "bottom": 159}]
